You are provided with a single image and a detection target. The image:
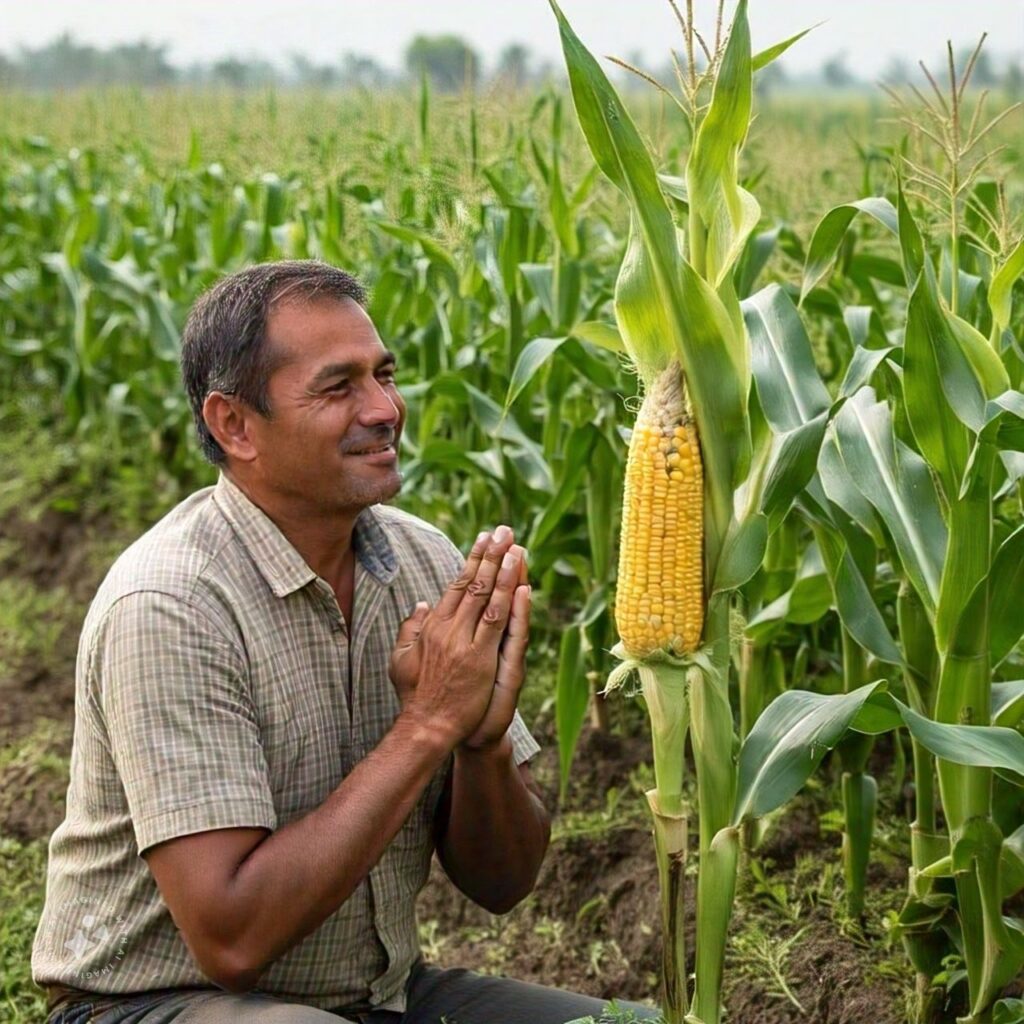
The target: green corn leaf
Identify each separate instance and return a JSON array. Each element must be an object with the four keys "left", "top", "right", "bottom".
[
  {"left": 840, "top": 345, "right": 894, "bottom": 398},
  {"left": 746, "top": 543, "right": 831, "bottom": 640},
  {"left": 687, "top": 0, "right": 758, "bottom": 288},
  {"left": 756, "top": 413, "right": 829, "bottom": 530},
  {"left": 992, "top": 682, "right": 1024, "bottom": 729},
  {"left": 903, "top": 271, "right": 973, "bottom": 493},
  {"left": 505, "top": 336, "right": 567, "bottom": 411},
  {"left": 897, "top": 181, "right": 925, "bottom": 286},
  {"left": 898, "top": 701, "right": 1024, "bottom": 775},
  {"left": 988, "top": 524, "right": 1024, "bottom": 665},
  {"left": 843, "top": 304, "right": 890, "bottom": 350},
  {"left": 570, "top": 320, "right": 625, "bottom": 355},
  {"left": 752, "top": 25, "right": 817, "bottom": 72},
  {"left": 1002, "top": 826, "right": 1024, "bottom": 901},
  {"left": 990, "top": 238, "right": 1024, "bottom": 334},
  {"left": 550, "top": 2, "right": 749, "bottom": 558},
  {"left": 735, "top": 225, "right": 780, "bottom": 299},
  {"left": 743, "top": 283, "right": 830, "bottom": 433},
  {"left": 732, "top": 681, "right": 887, "bottom": 824},
  {"left": 712, "top": 513, "right": 768, "bottom": 595},
  {"left": 950, "top": 819, "right": 1024, "bottom": 1016},
  {"left": 816, "top": 526, "right": 903, "bottom": 666},
  {"left": 833, "top": 388, "right": 947, "bottom": 615},
  {"left": 817, "top": 433, "right": 882, "bottom": 543},
  {"left": 520, "top": 263, "right": 557, "bottom": 323},
  {"left": 528, "top": 424, "right": 596, "bottom": 549},
  {"left": 586, "top": 432, "right": 618, "bottom": 582},
  {"left": 800, "top": 197, "right": 898, "bottom": 302},
  {"left": 555, "top": 623, "right": 588, "bottom": 803}
]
